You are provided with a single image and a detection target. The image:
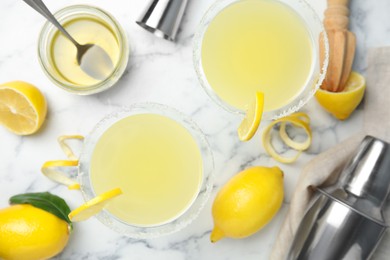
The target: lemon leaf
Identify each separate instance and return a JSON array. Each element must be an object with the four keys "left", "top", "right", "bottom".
[{"left": 9, "top": 192, "right": 73, "bottom": 230}]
